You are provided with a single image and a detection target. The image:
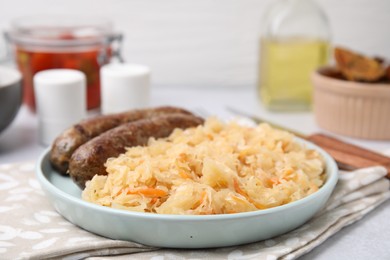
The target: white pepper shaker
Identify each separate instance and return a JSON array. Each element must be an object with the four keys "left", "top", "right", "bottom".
[
  {"left": 100, "top": 63, "right": 150, "bottom": 115},
  {"left": 34, "top": 69, "right": 87, "bottom": 146}
]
